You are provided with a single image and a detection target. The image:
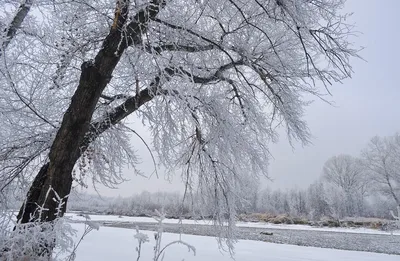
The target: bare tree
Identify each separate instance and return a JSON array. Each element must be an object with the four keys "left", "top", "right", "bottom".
[
  {"left": 322, "top": 154, "right": 368, "bottom": 216},
  {"left": 307, "top": 181, "right": 331, "bottom": 220},
  {"left": 323, "top": 155, "right": 368, "bottom": 194},
  {"left": 362, "top": 134, "right": 400, "bottom": 207},
  {"left": 0, "top": 0, "right": 360, "bottom": 256},
  {"left": 289, "top": 188, "right": 308, "bottom": 217},
  {"left": 236, "top": 175, "right": 261, "bottom": 214}
]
